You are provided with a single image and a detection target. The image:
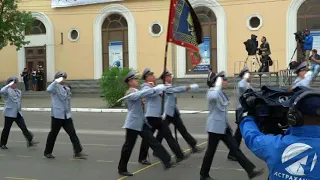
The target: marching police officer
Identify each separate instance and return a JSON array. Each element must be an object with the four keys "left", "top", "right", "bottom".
[
  {"left": 228, "top": 67, "right": 253, "bottom": 161},
  {"left": 290, "top": 61, "right": 312, "bottom": 90},
  {"left": 44, "top": 71, "right": 87, "bottom": 159},
  {"left": 118, "top": 71, "right": 173, "bottom": 176},
  {"left": 240, "top": 89, "right": 320, "bottom": 180},
  {"left": 200, "top": 71, "right": 264, "bottom": 180},
  {"left": 0, "top": 77, "right": 39, "bottom": 149},
  {"left": 154, "top": 69, "right": 204, "bottom": 153},
  {"left": 139, "top": 68, "right": 189, "bottom": 163}
]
